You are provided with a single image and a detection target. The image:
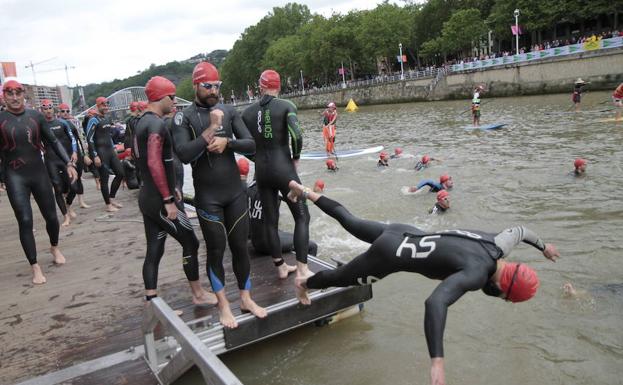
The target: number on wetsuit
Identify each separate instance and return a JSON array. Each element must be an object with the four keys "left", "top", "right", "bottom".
[{"left": 395, "top": 235, "right": 440, "bottom": 259}]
